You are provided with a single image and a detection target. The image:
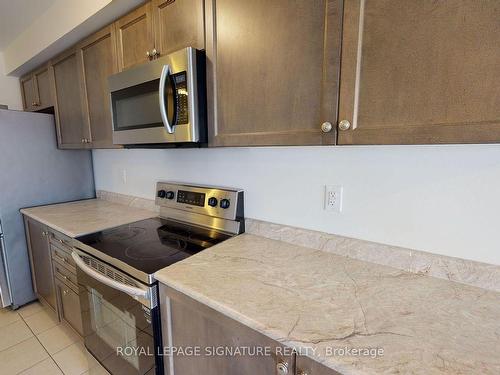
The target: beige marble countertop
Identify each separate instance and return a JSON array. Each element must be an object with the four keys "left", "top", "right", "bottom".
[
  {"left": 155, "top": 233, "right": 500, "bottom": 375},
  {"left": 21, "top": 199, "right": 156, "bottom": 237}
]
